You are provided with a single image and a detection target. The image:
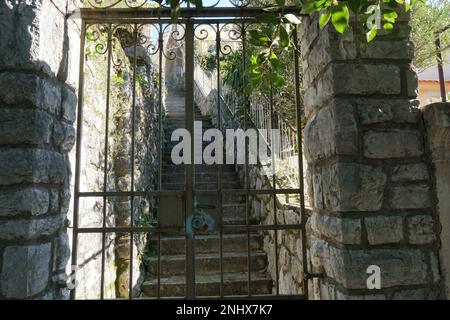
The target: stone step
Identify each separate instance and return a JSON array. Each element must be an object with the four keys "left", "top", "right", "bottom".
[
  {"left": 145, "top": 251, "right": 268, "bottom": 276},
  {"left": 164, "top": 127, "right": 216, "bottom": 133},
  {"left": 142, "top": 272, "right": 273, "bottom": 297},
  {"left": 162, "top": 182, "right": 241, "bottom": 190},
  {"left": 163, "top": 136, "right": 216, "bottom": 146},
  {"left": 161, "top": 164, "right": 236, "bottom": 173},
  {"left": 149, "top": 233, "right": 261, "bottom": 255},
  {"left": 161, "top": 172, "right": 238, "bottom": 183}
]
